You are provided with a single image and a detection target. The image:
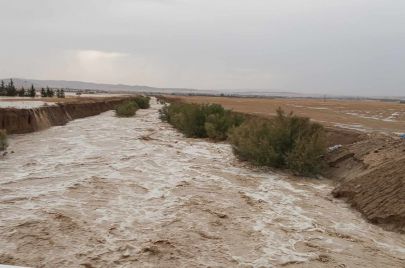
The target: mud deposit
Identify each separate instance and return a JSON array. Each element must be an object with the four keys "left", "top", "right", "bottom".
[{"left": 1, "top": 100, "right": 404, "bottom": 267}]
